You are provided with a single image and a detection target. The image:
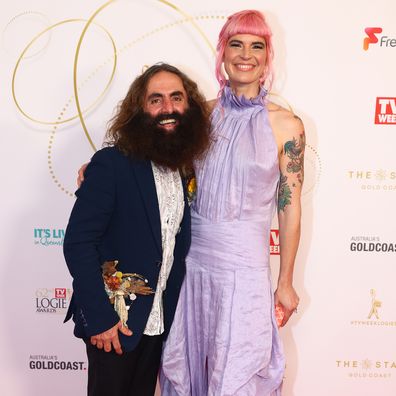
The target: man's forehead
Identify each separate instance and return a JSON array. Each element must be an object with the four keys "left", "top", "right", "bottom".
[{"left": 145, "top": 71, "right": 186, "bottom": 96}]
